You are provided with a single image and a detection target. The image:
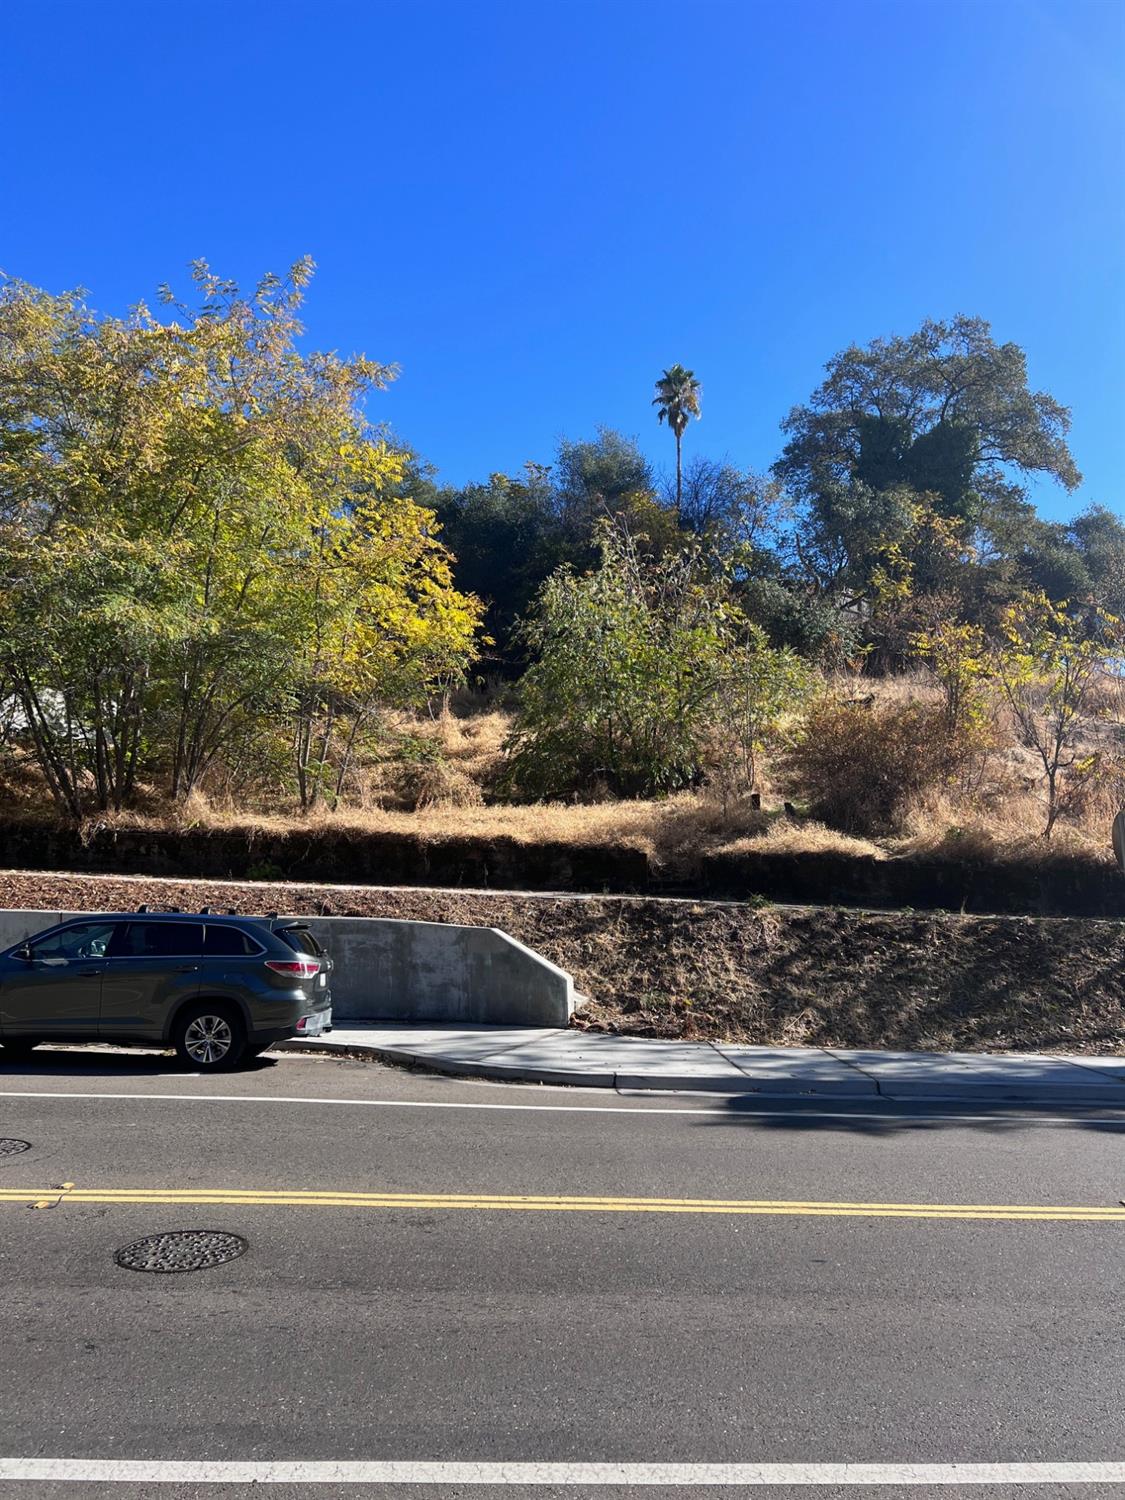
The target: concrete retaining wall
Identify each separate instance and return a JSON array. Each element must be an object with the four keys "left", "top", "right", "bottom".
[
  {"left": 0, "top": 910, "right": 574, "bottom": 1028},
  {"left": 294, "top": 916, "right": 573, "bottom": 1025},
  {"left": 0, "top": 911, "right": 70, "bottom": 951}
]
